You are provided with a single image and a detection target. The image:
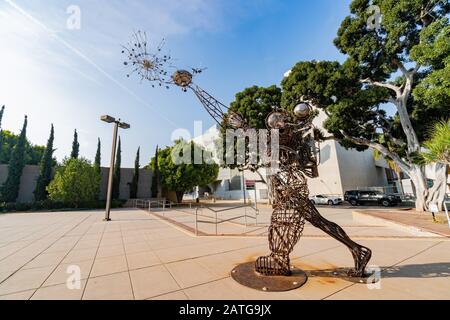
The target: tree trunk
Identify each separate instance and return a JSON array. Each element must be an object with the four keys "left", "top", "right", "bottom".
[
  {"left": 409, "top": 165, "right": 429, "bottom": 212},
  {"left": 426, "top": 163, "right": 448, "bottom": 211},
  {"left": 175, "top": 191, "right": 184, "bottom": 204}
]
